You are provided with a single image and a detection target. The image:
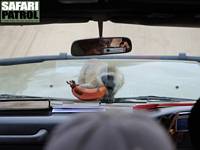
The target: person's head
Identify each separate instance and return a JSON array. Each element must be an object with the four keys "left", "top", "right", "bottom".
[
  {"left": 45, "top": 112, "right": 175, "bottom": 150},
  {"left": 79, "top": 39, "right": 105, "bottom": 55}
]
